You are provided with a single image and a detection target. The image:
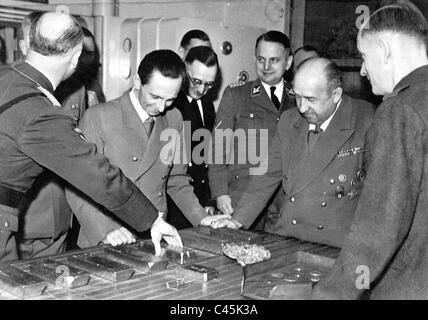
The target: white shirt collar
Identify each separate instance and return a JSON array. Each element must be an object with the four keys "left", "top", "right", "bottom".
[
  {"left": 309, "top": 98, "right": 343, "bottom": 132},
  {"left": 261, "top": 80, "right": 284, "bottom": 102},
  {"left": 129, "top": 87, "right": 150, "bottom": 124}
]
